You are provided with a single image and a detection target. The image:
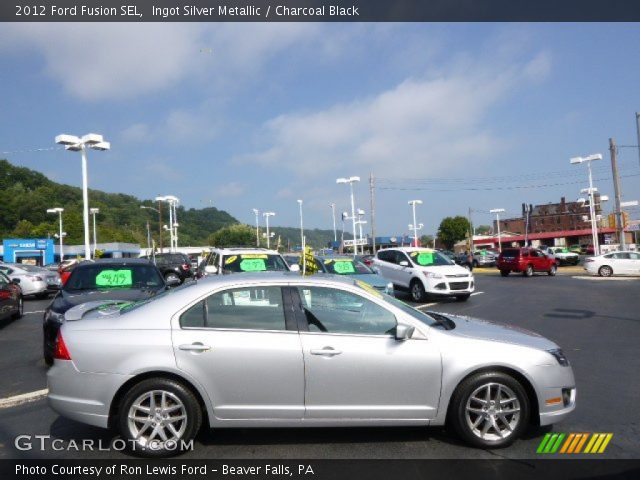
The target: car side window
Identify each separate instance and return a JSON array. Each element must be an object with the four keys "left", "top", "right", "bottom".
[
  {"left": 0, "top": 272, "right": 9, "bottom": 287},
  {"left": 377, "top": 250, "right": 391, "bottom": 263},
  {"left": 180, "top": 286, "right": 287, "bottom": 331},
  {"left": 629, "top": 253, "right": 640, "bottom": 260},
  {"left": 613, "top": 252, "right": 630, "bottom": 260},
  {"left": 394, "top": 251, "right": 409, "bottom": 265},
  {"left": 296, "top": 286, "right": 396, "bottom": 336}
]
